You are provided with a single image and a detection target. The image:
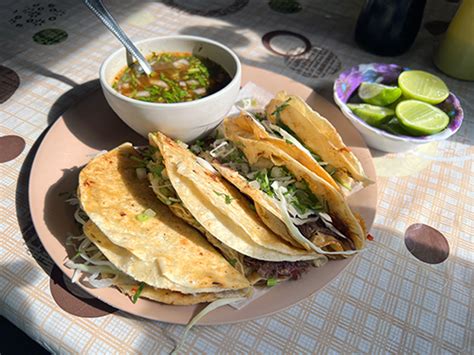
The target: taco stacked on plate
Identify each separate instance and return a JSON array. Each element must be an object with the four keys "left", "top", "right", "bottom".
[
  {"left": 192, "top": 108, "right": 369, "bottom": 257},
  {"left": 66, "top": 143, "right": 250, "bottom": 305},
  {"left": 143, "top": 132, "right": 325, "bottom": 285},
  {"left": 65, "top": 91, "right": 371, "bottom": 304},
  {"left": 263, "top": 91, "right": 372, "bottom": 191}
]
